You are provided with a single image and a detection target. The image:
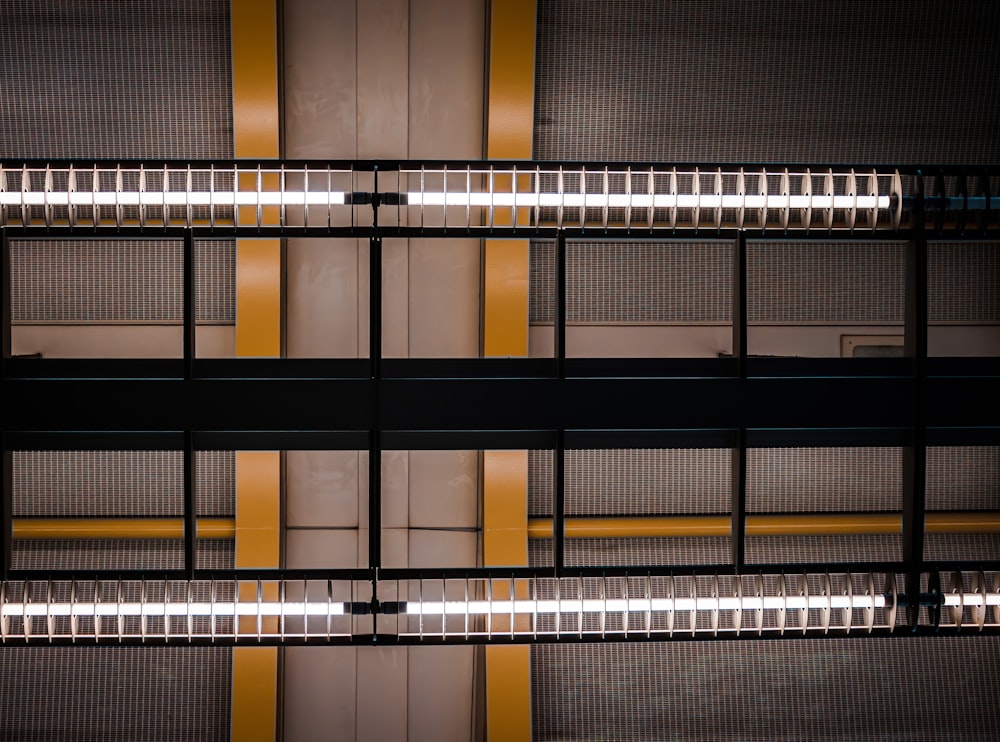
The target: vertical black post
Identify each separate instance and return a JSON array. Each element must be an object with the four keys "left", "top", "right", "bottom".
[
  {"left": 184, "top": 432, "right": 196, "bottom": 577},
  {"left": 553, "top": 433, "right": 565, "bottom": 577},
  {"left": 733, "top": 233, "right": 748, "bottom": 378},
  {"left": 2, "top": 230, "right": 11, "bottom": 578},
  {"left": 555, "top": 234, "right": 567, "bottom": 377},
  {"left": 369, "top": 168, "right": 382, "bottom": 575},
  {"left": 1, "top": 228, "right": 10, "bottom": 370},
  {"left": 903, "top": 173, "right": 928, "bottom": 630},
  {"left": 183, "top": 230, "right": 195, "bottom": 380},
  {"left": 731, "top": 233, "right": 748, "bottom": 570},
  {"left": 1, "top": 435, "right": 11, "bottom": 579}
]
